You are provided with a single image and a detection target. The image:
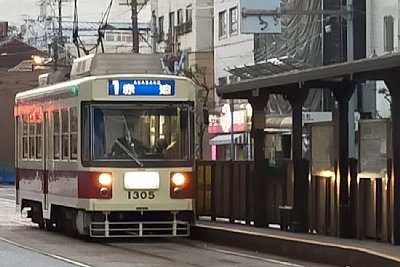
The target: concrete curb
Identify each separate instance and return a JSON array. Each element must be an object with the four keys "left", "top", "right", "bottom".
[{"left": 190, "top": 224, "right": 400, "bottom": 267}]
